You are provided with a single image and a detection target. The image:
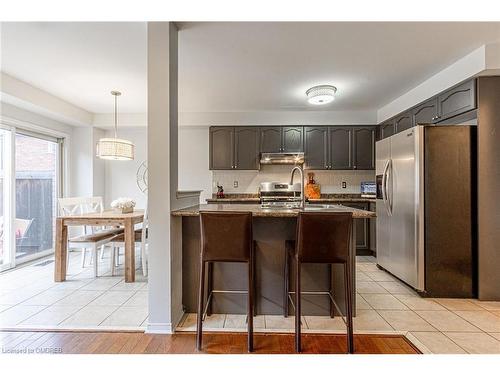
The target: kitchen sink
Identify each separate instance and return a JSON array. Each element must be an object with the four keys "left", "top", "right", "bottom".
[{"left": 303, "top": 204, "right": 338, "bottom": 211}]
